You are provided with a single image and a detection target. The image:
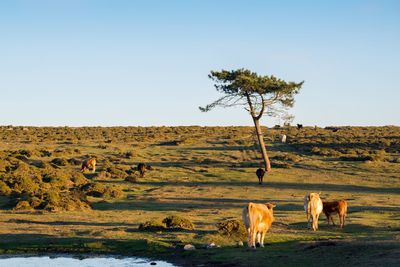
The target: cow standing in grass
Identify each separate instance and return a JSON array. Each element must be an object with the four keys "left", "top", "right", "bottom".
[
  {"left": 242, "top": 202, "right": 276, "bottom": 249},
  {"left": 323, "top": 200, "right": 348, "bottom": 228},
  {"left": 256, "top": 168, "right": 265, "bottom": 184},
  {"left": 304, "top": 192, "right": 323, "bottom": 231},
  {"left": 137, "top": 163, "right": 152, "bottom": 178},
  {"left": 81, "top": 158, "right": 97, "bottom": 173}
]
